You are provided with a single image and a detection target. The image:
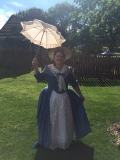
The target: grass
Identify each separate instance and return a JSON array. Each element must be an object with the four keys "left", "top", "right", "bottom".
[{"left": 0, "top": 69, "right": 120, "bottom": 160}]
